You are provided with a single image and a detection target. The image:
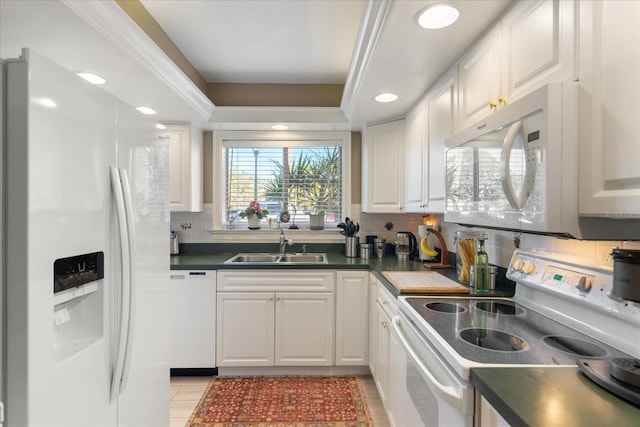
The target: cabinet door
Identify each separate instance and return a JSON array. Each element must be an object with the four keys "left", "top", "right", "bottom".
[
  {"left": 368, "top": 276, "right": 378, "bottom": 376},
  {"left": 363, "top": 119, "right": 406, "bottom": 213},
  {"left": 501, "top": 0, "right": 577, "bottom": 103},
  {"left": 405, "top": 97, "right": 428, "bottom": 212},
  {"left": 169, "top": 271, "right": 216, "bottom": 368},
  {"left": 425, "top": 69, "right": 456, "bottom": 213},
  {"left": 335, "top": 271, "right": 369, "bottom": 365},
  {"left": 579, "top": 0, "right": 640, "bottom": 217},
  {"left": 478, "top": 395, "right": 511, "bottom": 427},
  {"left": 275, "top": 292, "right": 334, "bottom": 366},
  {"left": 169, "top": 124, "right": 203, "bottom": 212},
  {"left": 216, "top": 292, "right": 275, "bottom": 366},
  {"left": 459, "top": 24, "right": 502, "bottom": 128},
  {"left": 373, "top": 303, "right": 390, "bottom": 405}
]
